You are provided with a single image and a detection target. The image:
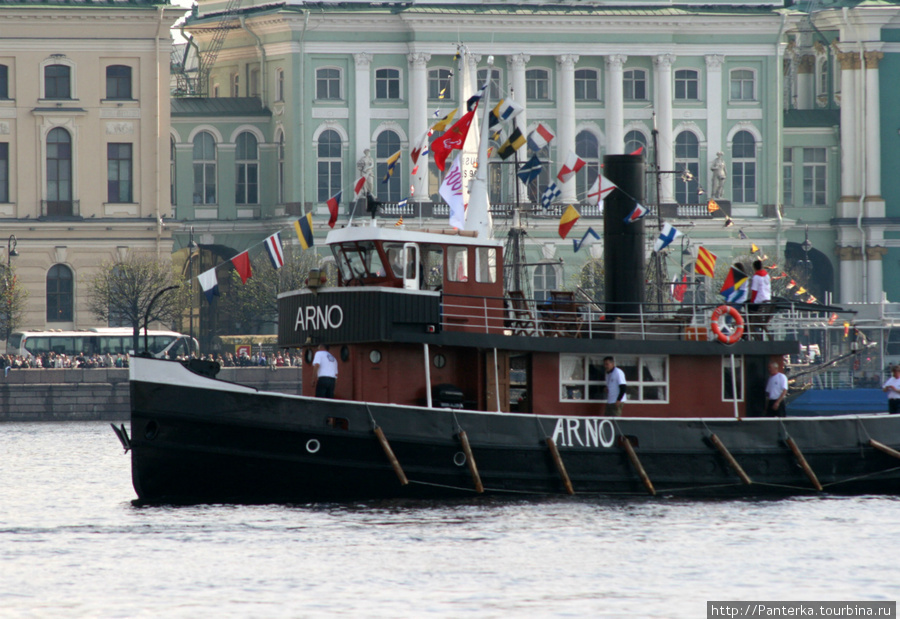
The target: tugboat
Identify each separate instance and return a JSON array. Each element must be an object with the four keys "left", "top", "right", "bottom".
[{"left": 124, "top": 148, "right": 900, "bottom": 504}]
